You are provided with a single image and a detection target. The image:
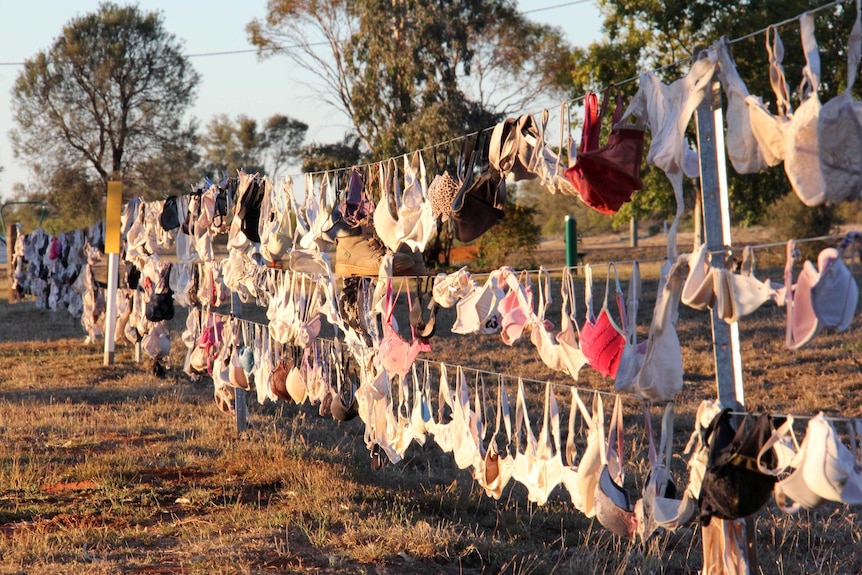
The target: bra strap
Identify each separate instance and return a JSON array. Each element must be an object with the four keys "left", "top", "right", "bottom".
[{"left": 756, "top": 415, "right": 797, "bottom": 476}]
